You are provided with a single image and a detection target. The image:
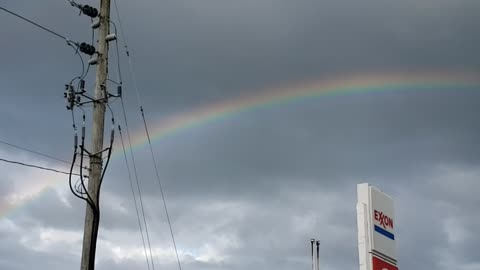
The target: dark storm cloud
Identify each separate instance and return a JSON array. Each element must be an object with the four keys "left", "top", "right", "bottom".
[
  {"left": 104, "top": 89, "right": 480, "bottom": 199},
  {"left": 1, "top": 0, "right": 480, "bottom": 269},
  {"left": 2, "top": 0, "right": 480, "bottom": 149},
  {"left": 94, "top": 88, "right": 480, "bottom": 270},
  {"left": 117, "top": 0, "right": 480, "bottom": 109}
]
